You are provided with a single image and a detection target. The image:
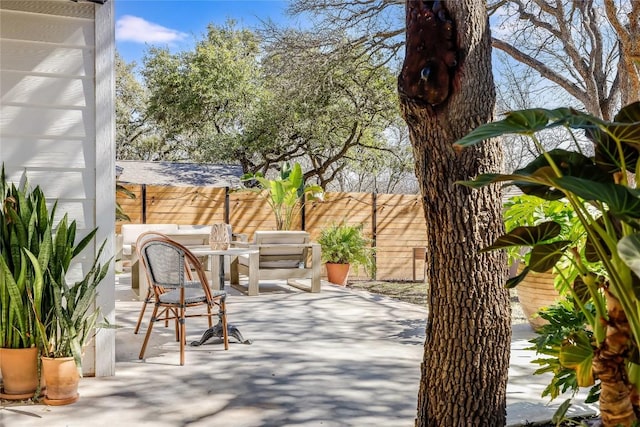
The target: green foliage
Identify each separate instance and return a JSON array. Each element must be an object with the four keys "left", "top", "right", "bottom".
[
  {"left": 240, "top": 162, "right": 323, "bottom": 230},
  {"left": 142, "top": 21, "right": 261, "bottom": 162},
  {"left": 116, "top": 182, "right": 135, "bottom": 222},
  {"left": 528, "top": 298, "right": 597, "bottom": 401},
  {"left": 456, "top": 102, "right": 640, "bottom": 417},
  {"left": 132, "top": 22, "right": 402, "bottom": 188},
  {"left": 34, "top": 241, "right": 109, "bottom": 374},
  {"left": 1, "top": 166, "right": 53, "bottom": 348},
  {"left": 503, "top": 195, "right": 583, "bottom": 265},
  {"left": 317, "top": 222, "right": 375, "bottom": 276},
  {"left": 1, "top": 164, "right": 109, "bottom": 373}
]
